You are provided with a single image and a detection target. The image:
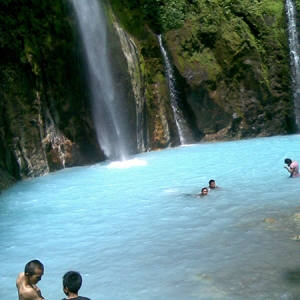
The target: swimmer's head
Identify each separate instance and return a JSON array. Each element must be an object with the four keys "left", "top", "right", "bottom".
[
  {"left": 201, "top": 188, "right": 208, "bottom": 195},
  {"left": 284, "top": 158, "right": 292, "bottom": 166},
  {"left": 209, "top": 179, "right": 215, "bottom": 188}
]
